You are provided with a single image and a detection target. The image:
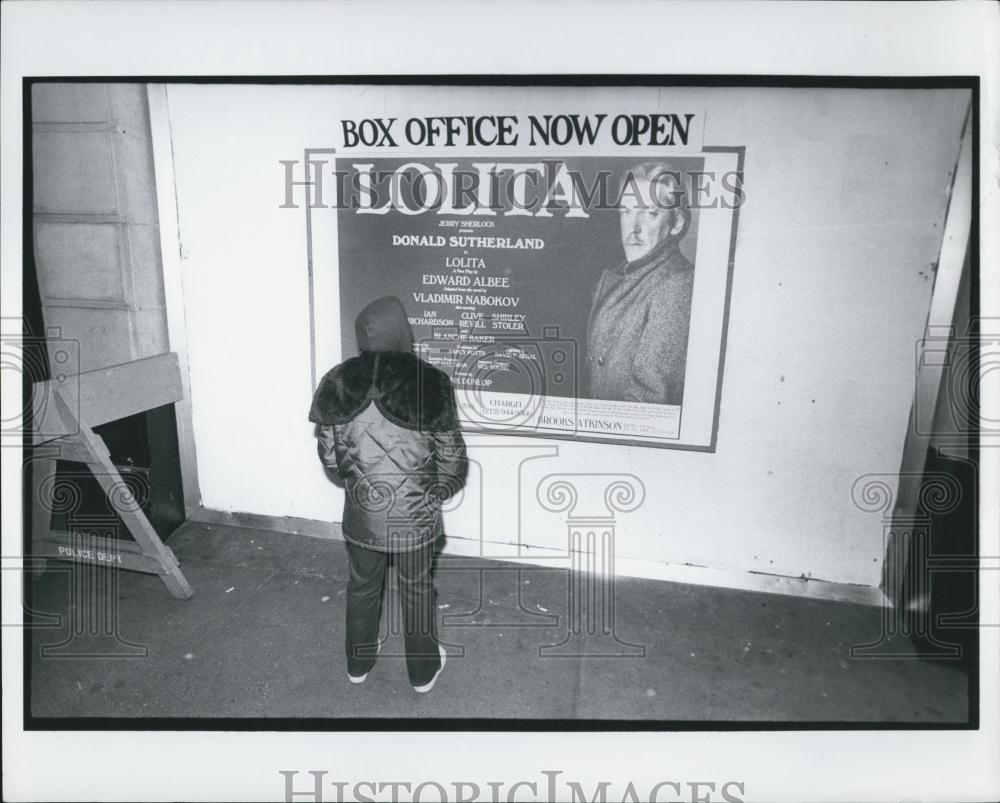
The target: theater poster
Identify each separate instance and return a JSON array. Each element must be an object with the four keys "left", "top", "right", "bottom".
[{"left": 308, "top": 96, "right": 742, "bottom": 451}]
